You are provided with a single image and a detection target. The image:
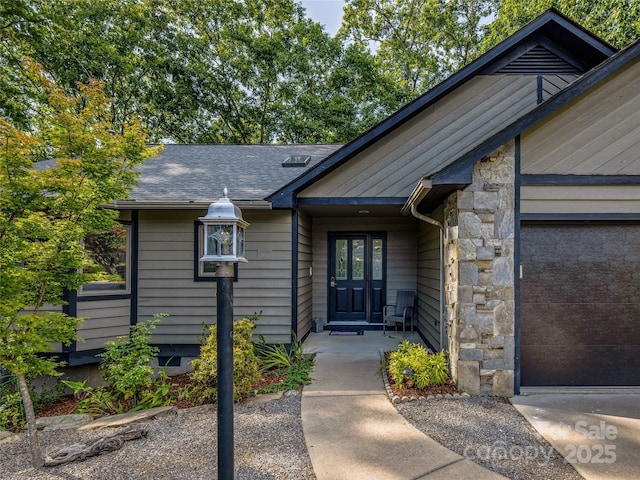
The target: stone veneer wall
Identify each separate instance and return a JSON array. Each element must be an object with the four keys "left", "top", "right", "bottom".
[{"left": 444, "top": 140, "right": 516, "bottom": 396}]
